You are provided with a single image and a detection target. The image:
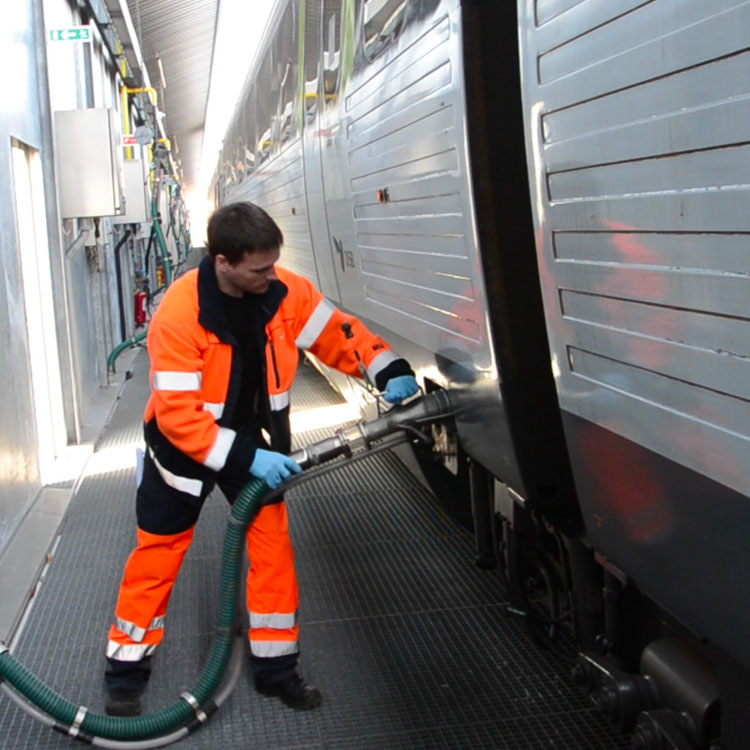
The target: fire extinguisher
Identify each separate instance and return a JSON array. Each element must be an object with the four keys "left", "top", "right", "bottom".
[
  {"left": 156, "top": 264, "right": 166, "bottom": 288},
  {"left": 134, "top": 290, "right": 147, "bottom": 325}
]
